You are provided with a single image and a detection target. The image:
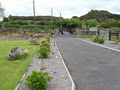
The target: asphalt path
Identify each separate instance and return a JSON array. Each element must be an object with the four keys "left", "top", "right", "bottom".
[{"left": 56, "top": 34, "right": 120, "bottom": 90}]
